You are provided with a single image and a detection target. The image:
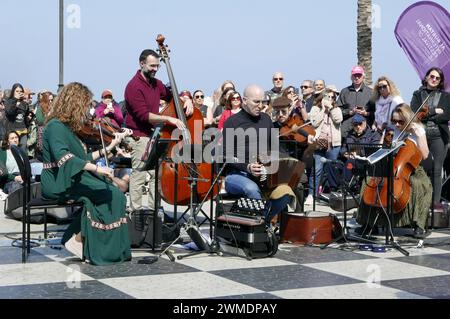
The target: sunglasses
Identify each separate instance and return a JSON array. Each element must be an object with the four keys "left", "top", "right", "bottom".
[
  {"left": 301, "top": 86, "right": 310, "bottom": 89},
  {"left": 392, "top": 119, "right": 405, "bottom": 125},
  {"left": 195, "top": 95, "right": 204, "bottom": 99},
  {"left": 352, "top": 122, "right": 364, "bottom": 126},
  {"left": 273, "top": 77, "right": 283, "bottom": 81},
  {"left": 231, "top": 96, "right": 241, "bottom": 101},
  {"left": 429, "top": 74, "right": 441, "bottom": 81},
  {"left": 274, "top": 109, "right": 289, "bottom": 115},
  {"left": 287, "top": 90, "right": 295, "bottom": 94},
  {"left": 378, "top": 85, "right": 389, "bottom": 90},
  {"left": 103, "top": 95, "right": 113, "bottom": 99}
]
